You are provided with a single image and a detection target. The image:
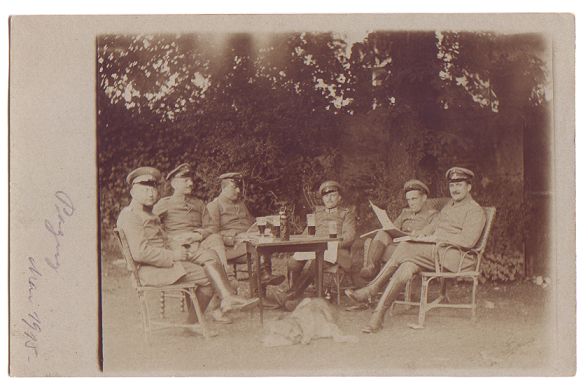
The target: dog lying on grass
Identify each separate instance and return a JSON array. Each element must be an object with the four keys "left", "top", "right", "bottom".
[{"left": 262, "top": 298, "right": 359, "bottom": 347}]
